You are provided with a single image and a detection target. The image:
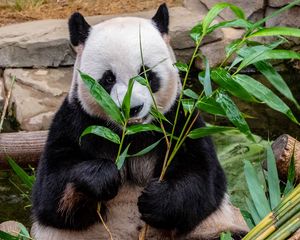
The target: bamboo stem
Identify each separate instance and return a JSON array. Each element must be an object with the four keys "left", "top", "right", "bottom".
[{"left": 97, "top": 202, "right": 113, "bottom": 240}]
